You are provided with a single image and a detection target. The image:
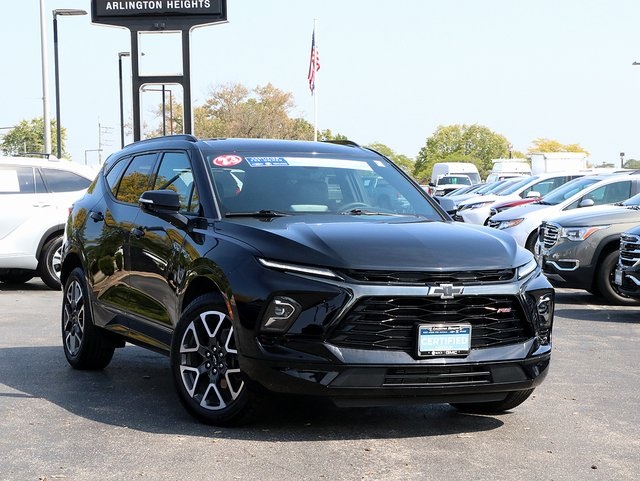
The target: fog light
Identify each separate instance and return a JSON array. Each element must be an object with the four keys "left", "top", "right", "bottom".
[
  {"left": 262, "top": 297, "right": 301, "bottom": 332},
  {"left": 536, "top": 294, "right": 554, "bottom": 329}
]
